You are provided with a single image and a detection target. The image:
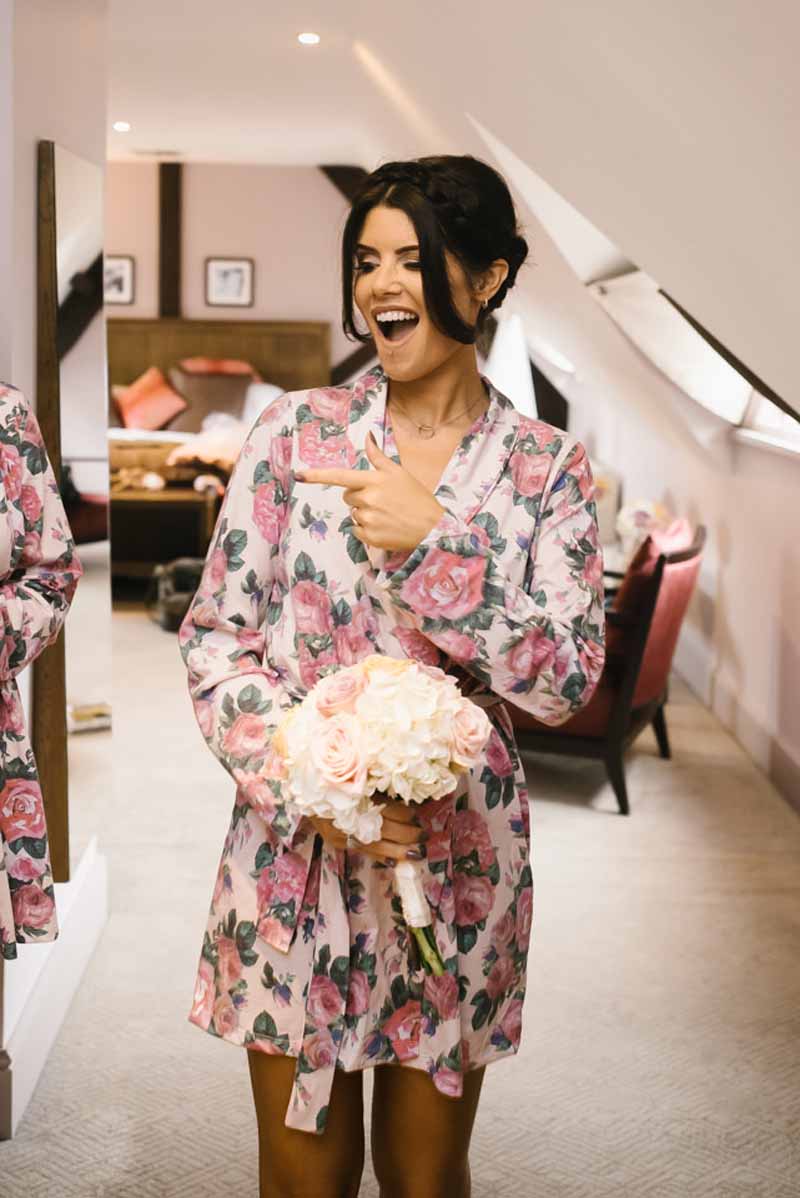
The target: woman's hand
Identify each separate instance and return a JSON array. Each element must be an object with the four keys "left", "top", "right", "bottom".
[
  {"left": 295, "top": 432, "right": 445, "bottom": 552},
  {"left": 306, "top": 798, "right": 428, "bottom": 863}
]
